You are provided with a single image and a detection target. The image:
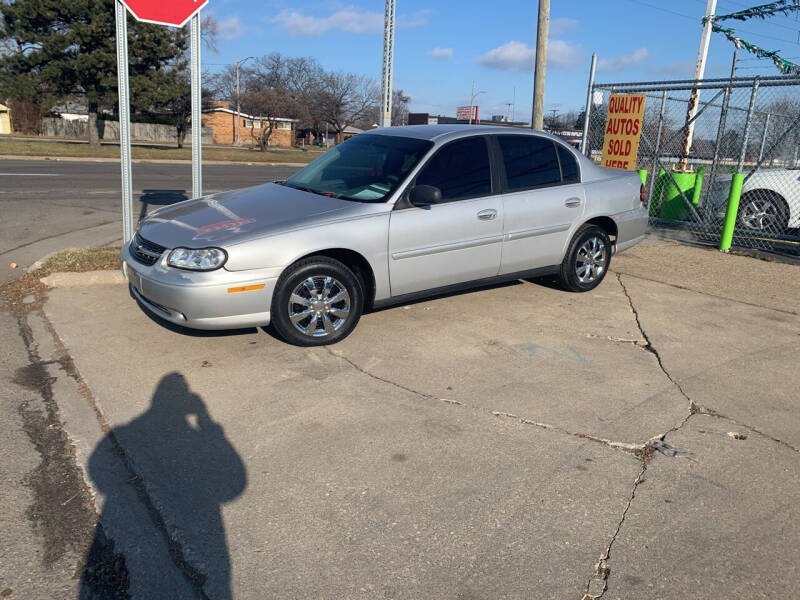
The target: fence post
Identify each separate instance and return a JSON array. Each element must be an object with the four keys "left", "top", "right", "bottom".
[
  {"left": 719, "top": 173, "right": 744, "bottom": 251},
  {"left": 757, "top": 113, "right": 770, "bottom": 163},
  {"left": 736, "top": 77, "right": 759, "bottom": 173},
  {"left": 647, "top": 90, "right": 667, "bottom": 208},
  {"left": 580, "top": 52, "right": 597, "bottom": 156},
  {"left": 705, "top": 48, "right": 737, "bottom": 208}
]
